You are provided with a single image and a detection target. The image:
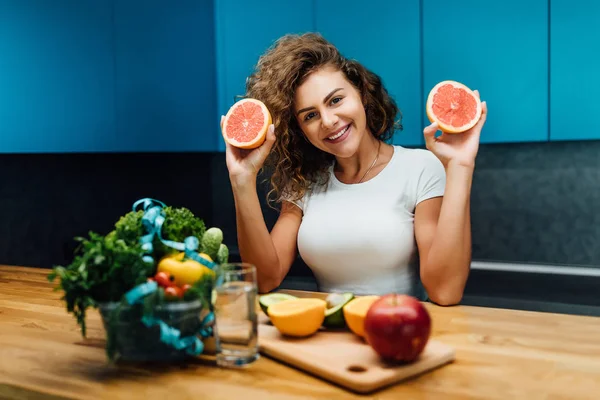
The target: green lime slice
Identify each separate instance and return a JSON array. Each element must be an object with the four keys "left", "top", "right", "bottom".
[
  {"left": 259, "top": 293, "right": 298, "bottom": 315},
  {"left": 323, "top": 292, "right": 355, "bottom": 328}
]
